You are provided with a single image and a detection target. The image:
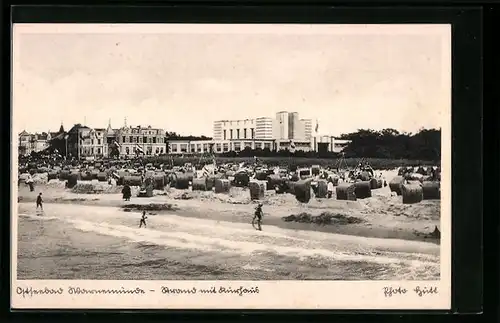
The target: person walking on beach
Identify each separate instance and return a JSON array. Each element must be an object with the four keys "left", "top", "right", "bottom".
[
  {"left": 327, "top": 179, "right": 334, "bottom": 198},
  {"left": 139, "top": 210, "right": 147, "bottom": 228},
  {"left": 252, "top": 203, "right": 264, "bottom": 231},
  {"left": 36, "top": 193, "right": 43, "bottom": 213},
  {"left": 122, "top": 184, "right": 131, "bottom": 201}
]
